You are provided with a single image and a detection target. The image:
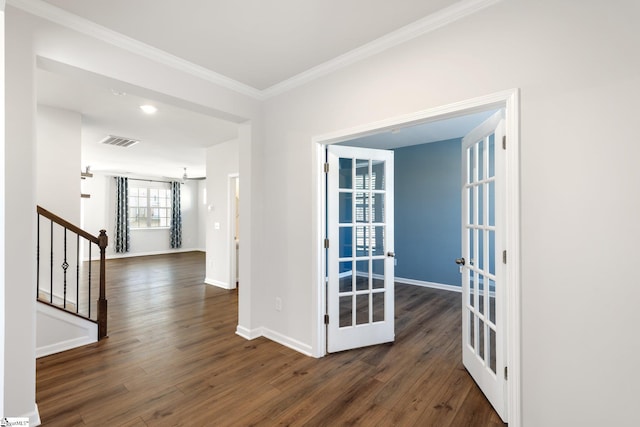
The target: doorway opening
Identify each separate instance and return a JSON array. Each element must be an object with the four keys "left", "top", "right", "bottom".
[{"left": 314, "top": 90, "right": 521, "bottom": 425}]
